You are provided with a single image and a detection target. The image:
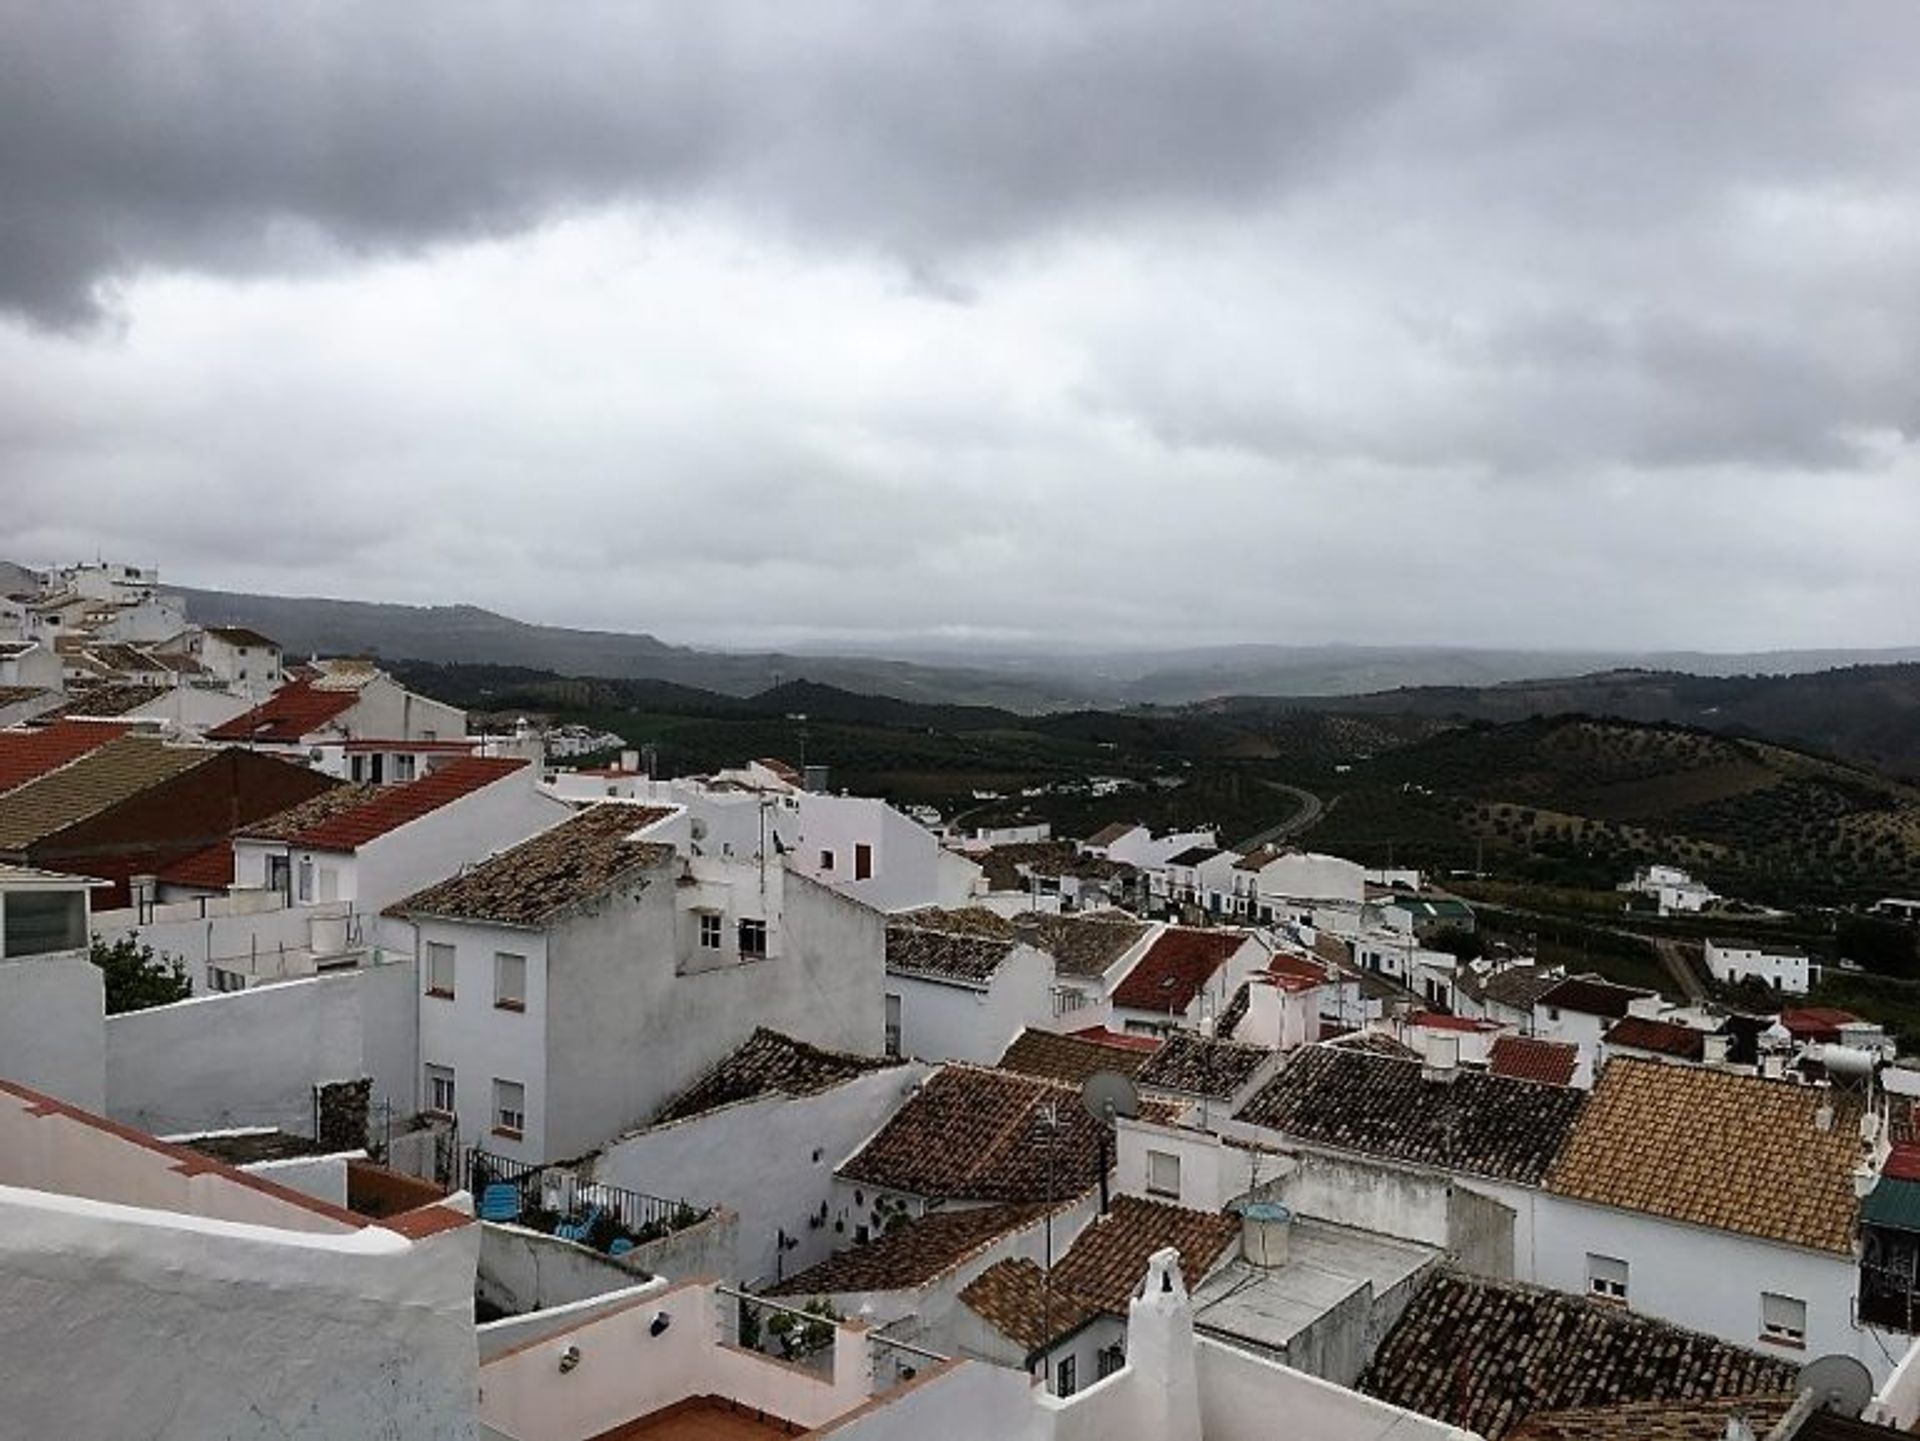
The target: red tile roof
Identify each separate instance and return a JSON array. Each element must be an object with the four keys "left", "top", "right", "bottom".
[
  {"left": 1112, "top": 928, "right": 1249, "bottom": 1014},
  {"left": 0, "top": 720, "right": 130, "bottom": 794},
  {"left": 1065, "top": 1025, "right": 1162, "bottom": 1053},
  {"left": 206, "top": 677, "right": 358, "bottom": 743},
  {"left": 1267, "top": 950, "right": 1331, "bottom": 986},
  {"left": 1603, "top": 1016, "right": 1707, "bottom": 1060},
  {"left": 1489, "top": 1035, "right": 1580, "bottom": 1087},
  {"left": 285, "top": 757, "right": 527, "bottom": 852},
  {"left": 339, "top": 738, "right": 478, "bottom": 753},
  {"left": 1779, "top": 1007, "right": 1861, "bottom": 1042},
  {"left": 1884, "top": 1144, "right": 1920, "bottom": 1182},
  {"left": 157, "top": 842, "right": 234, "bottom": 891}
]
